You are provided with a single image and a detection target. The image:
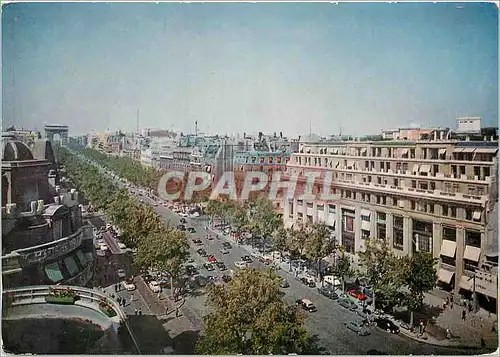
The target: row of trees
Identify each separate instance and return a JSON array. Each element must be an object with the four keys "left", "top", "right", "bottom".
[
  {"left": 58, "top": 147, "right": 190, "bottom": 307},
  {"left": 62, "top": 147, "right": 319, "bottom": 354}
]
